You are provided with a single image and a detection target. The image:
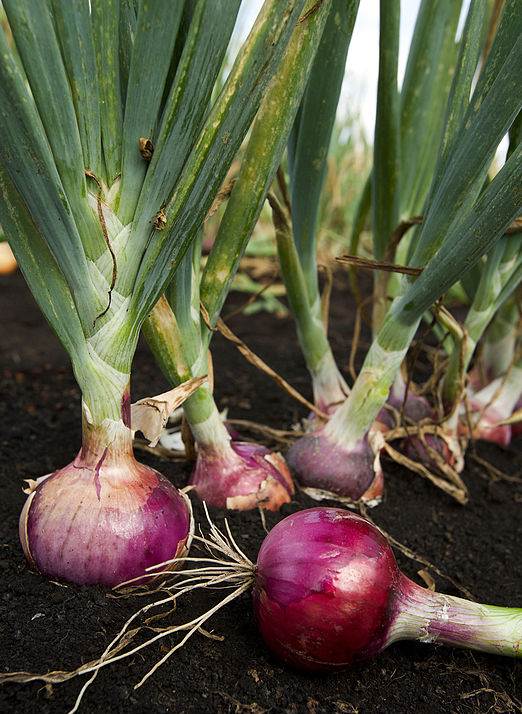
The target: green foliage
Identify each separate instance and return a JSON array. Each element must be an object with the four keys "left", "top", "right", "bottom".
[
  {"left": 288, "top": 0, "right": 360, "bottom": 297},
  {"left": 372, "top": 0, "right": 400, "bottom": 262},
  {"left": 0, "top": 0, "right": 310, "bottom": 422}
]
